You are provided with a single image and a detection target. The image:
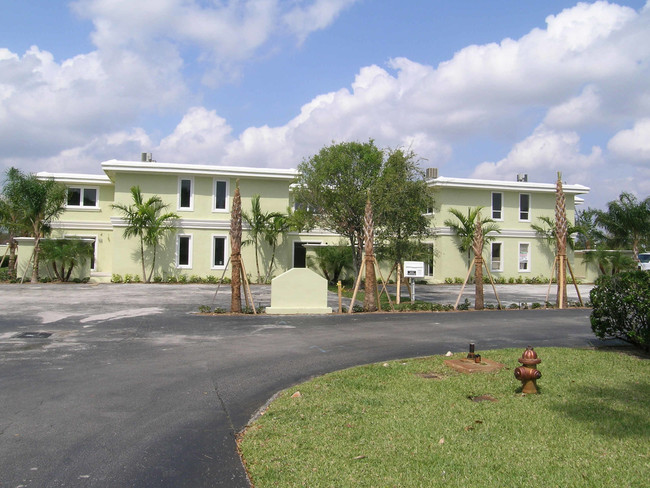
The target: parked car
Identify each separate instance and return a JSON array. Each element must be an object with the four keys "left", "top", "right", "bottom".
[{"left": 638, "top": 253, "right": 650, "bottom": 271}]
